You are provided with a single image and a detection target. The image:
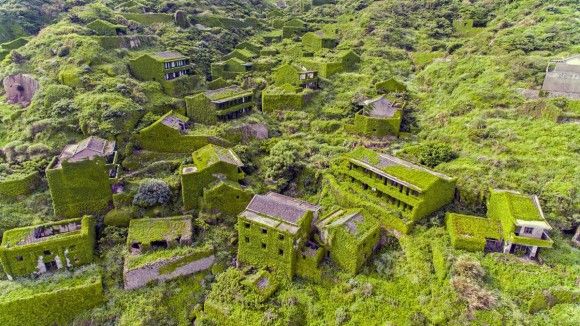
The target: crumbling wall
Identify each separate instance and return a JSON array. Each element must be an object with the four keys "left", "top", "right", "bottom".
[
  {"left": 124, "top": 250, "right": 215, "bottom": 290},
  {"left": 3, "top": 74, "right": 39, "bottom": 107}
]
